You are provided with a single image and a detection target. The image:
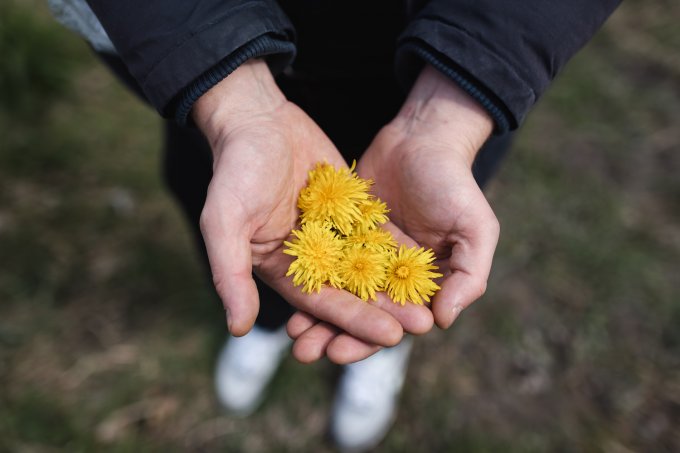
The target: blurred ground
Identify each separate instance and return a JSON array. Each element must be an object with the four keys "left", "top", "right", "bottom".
[{"left": 1, "top": 1, "right": 679, "bottom": 452}]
